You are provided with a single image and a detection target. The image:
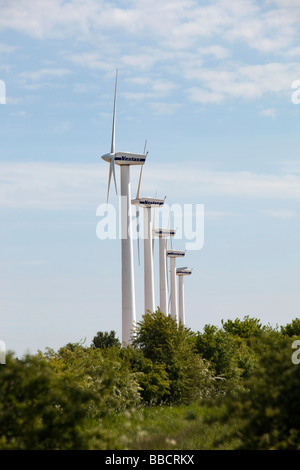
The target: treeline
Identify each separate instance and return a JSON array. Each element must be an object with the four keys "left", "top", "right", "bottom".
[{"left": 0, "top": 310, "right": 300, "bottom": 449}]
